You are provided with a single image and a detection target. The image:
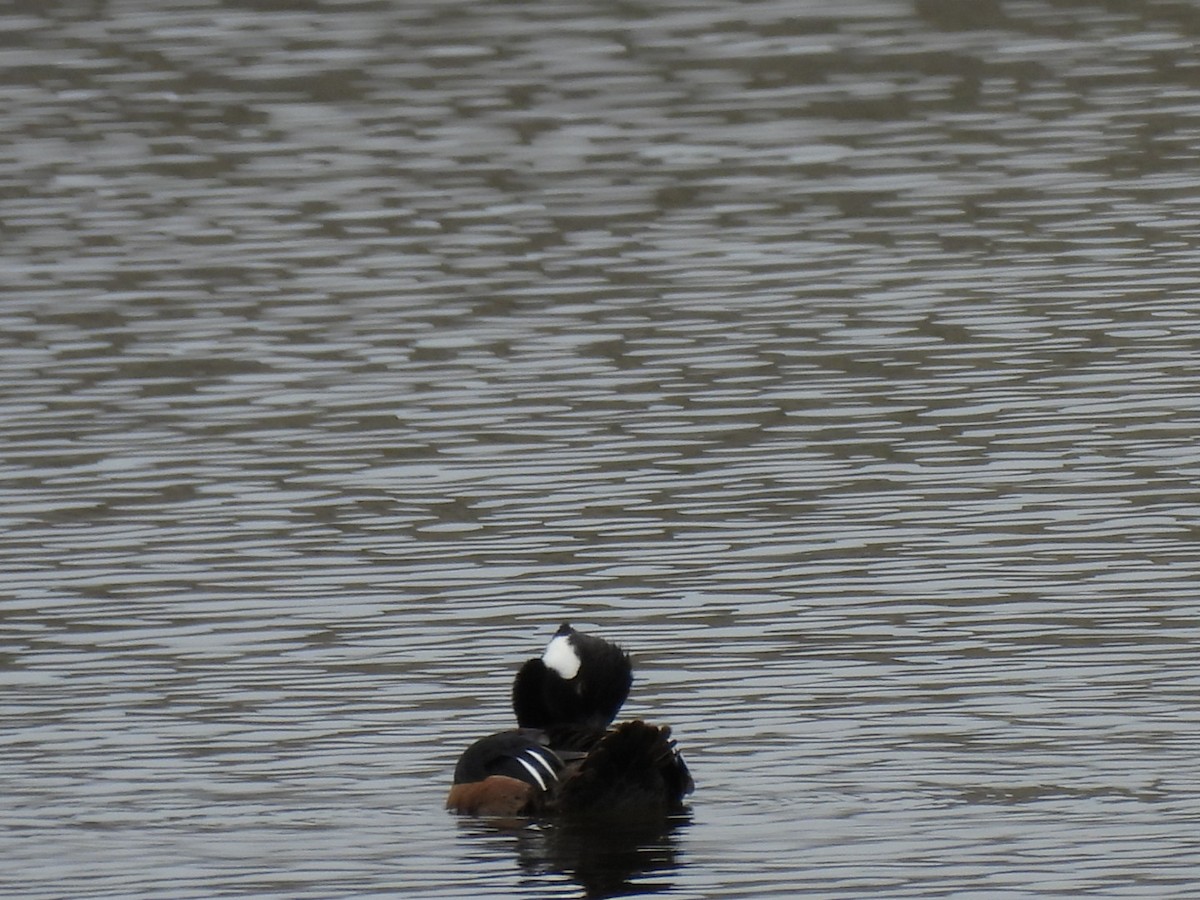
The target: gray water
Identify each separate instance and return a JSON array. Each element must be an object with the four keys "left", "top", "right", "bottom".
[{"left": 4, "top": 1, "right": 1200, "bottom": 897}]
